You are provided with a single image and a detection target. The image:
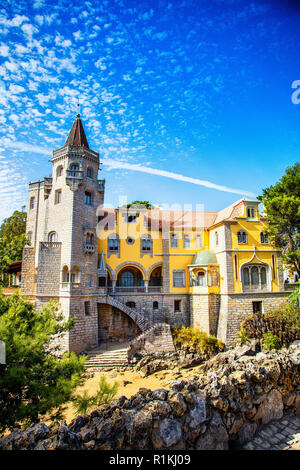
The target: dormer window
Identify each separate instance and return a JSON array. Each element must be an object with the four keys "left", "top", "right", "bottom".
[
  {"left": 246, "top": 207, "right": 256, "bottom": 219},
  {"left": 237, "top": 230, "right": 247, "bottom": 244}
]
